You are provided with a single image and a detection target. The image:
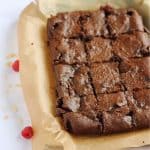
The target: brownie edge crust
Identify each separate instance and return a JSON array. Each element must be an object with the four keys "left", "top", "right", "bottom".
[{"left": 47, "top": 5, "right": 150, "bottom": 135}]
